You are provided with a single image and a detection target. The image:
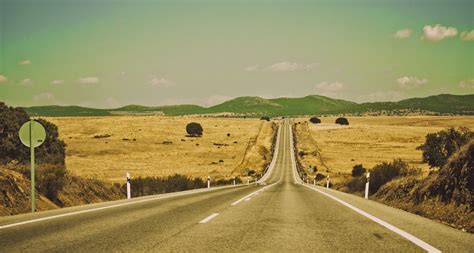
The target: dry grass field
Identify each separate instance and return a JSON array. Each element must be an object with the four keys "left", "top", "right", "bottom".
[
  {"left": 294, "top": 116, "right": 474, "bottom": 184},
  {"left": 44, "top": 116, "right": 275, "bottom": 183}
]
